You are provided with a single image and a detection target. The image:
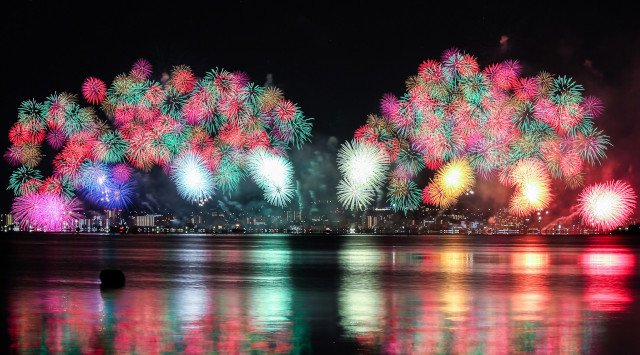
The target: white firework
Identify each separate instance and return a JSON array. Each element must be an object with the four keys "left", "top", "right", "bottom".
[
  {"left": 171, "top": 152, "right": 215, "bottom": 203},
  {"left": 337, "top": 178, "right": 375, "bottom": 211},
  {"left": 337, "top": 140, "right": 389, "bottom": 210},
  {"left": 247, "top": 149, "right": 295, "bottom": 207}
]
